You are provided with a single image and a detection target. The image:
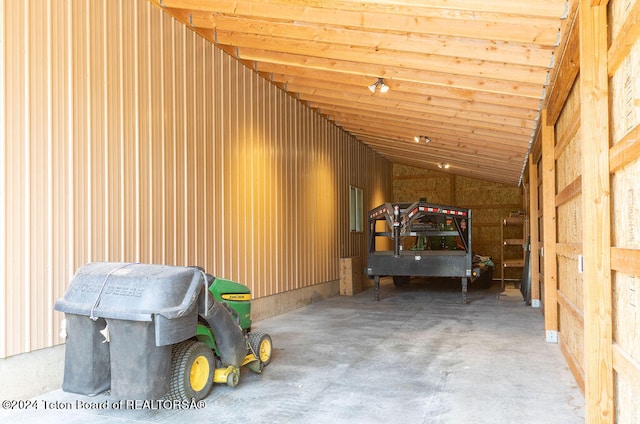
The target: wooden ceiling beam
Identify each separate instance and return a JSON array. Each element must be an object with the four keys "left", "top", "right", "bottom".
[
  {"left": 306, "top": 105, "right": 535, "bottom": 148},
  {"left": 358, "top": 133, "right": 528, "bottom": 158},
  {"left": 258, "top": 0, "right": 568, "bottom": 20},
  {"left": 162, "top": 0, "right": 563, "bottom": 45},
  {"left": 306, "top": 97, "right": 535, "bottom": 130},
  {"left": 234, "top": 47, "right": 546, "bottom": 98},
  {"left": 378, "top": 148, "right": 520, "bottom": 175},
  {"left": 340, "top": 131, "right": 528, "bottom": 160},
  {"left": 281, "top": 76, "right": 538, "bottom": 122},
  {"left": 356, "top": 138, "right": 527, "bottom": 167},
  {"left": 335, "top": 115, "right": 530, "bottom": 143},
  {"left": 326, "top": 109, "right": 532, "bottom": 138},
  {"left": 265, "top": 67, "right": 542, "bottom": 111},
  {"left": 190, "top": 14, "right": 554, "bottom": 68},
  {"left": 153, "top": 0, "right": 572, "bottom": 186},
  {"left": 359, "top": 140, "right": 525, "bottom": 174},
  {"left": 292, "top": 87, "right": 537, "bottom": 121},
  {"left": 353, "top": 131, "right": 528, "bottom": 155},
  {"left": 350, "top": 127, "right": 530, "bottom": 156},
  {"left": 337, "top": 115, "right": 530, "bottom": 146},
  {"left": 213, "top": 30, "right": 551, "bottom": 85},
  {"left": 371, "top": 151, "right": 520, "bottom": 185}
]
